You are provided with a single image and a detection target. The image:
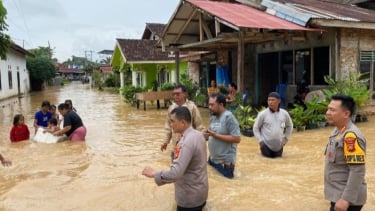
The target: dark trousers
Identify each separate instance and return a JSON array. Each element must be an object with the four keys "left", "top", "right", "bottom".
[
  {"left": 260, "top": 143, "right": 283, "bottom": 158},
  {"left": 208, "top": 158, "right": 234, "bottom": 179},
  {"left": 330, "top": 202, "right": 363, "bottom": 211},
  {"left": 177, "top": 201, "right": 206, "bottom": 211}
]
